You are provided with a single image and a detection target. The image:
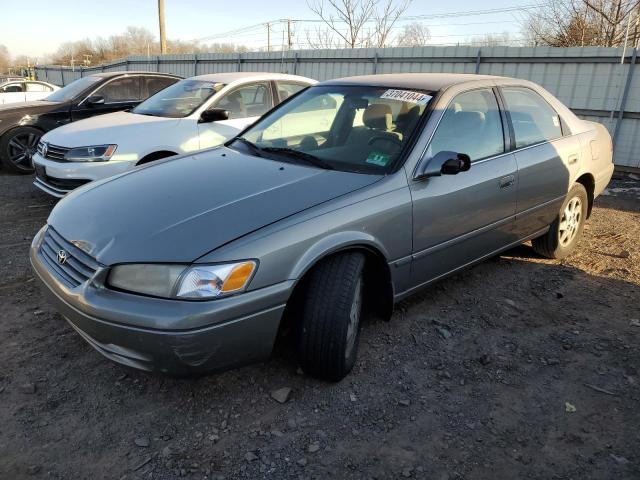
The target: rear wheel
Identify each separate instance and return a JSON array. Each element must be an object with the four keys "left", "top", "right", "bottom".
[
  {"left": 0, "top": 127, "right": 41, "bottom": 173},
  {"left": 297, "top": 252, "right": 366, "bottom": 382},
  {"left": 532, "top": 183, "right": 588, "bottom": 259}
]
